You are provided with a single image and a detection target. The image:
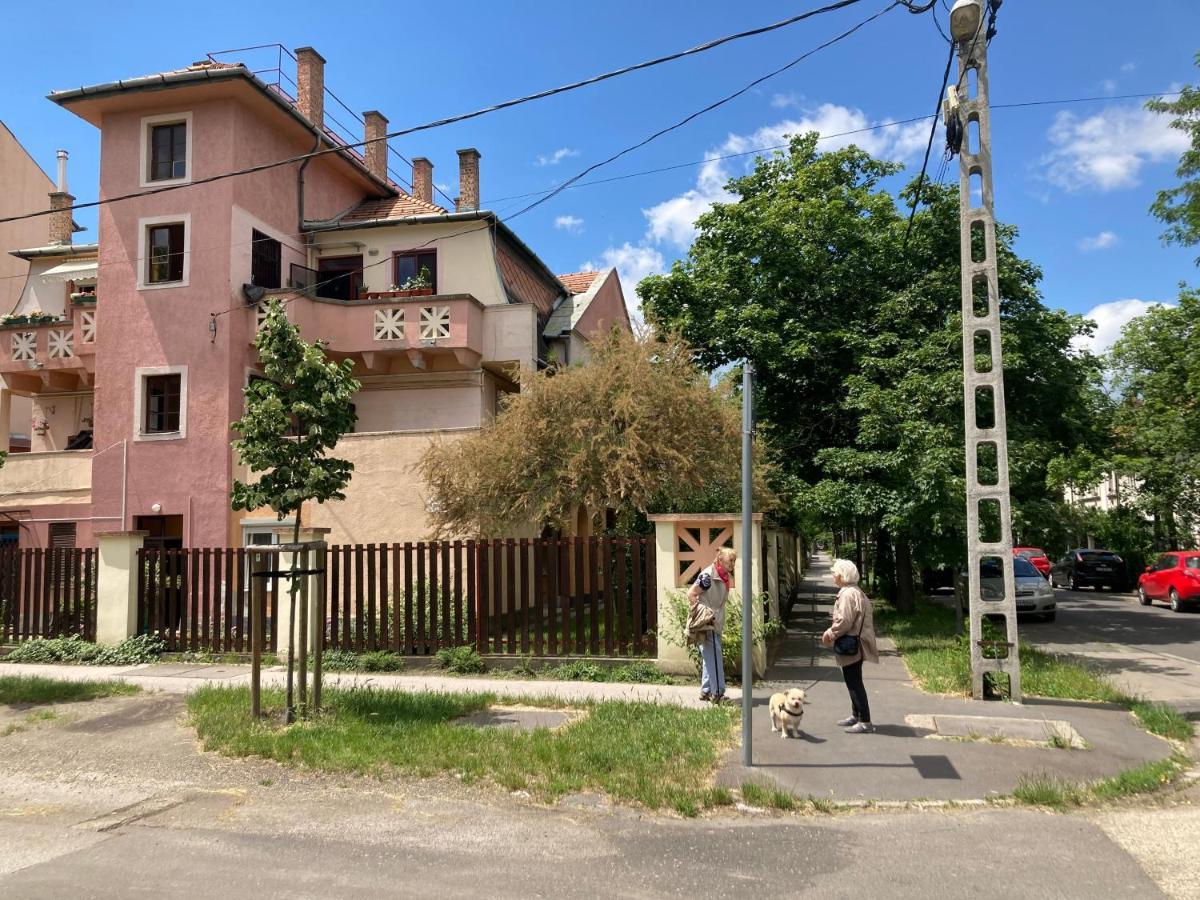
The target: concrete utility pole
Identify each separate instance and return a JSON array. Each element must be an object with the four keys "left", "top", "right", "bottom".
[{"left": 950, "top": 0, "right": 1021, "bottom": 701}]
